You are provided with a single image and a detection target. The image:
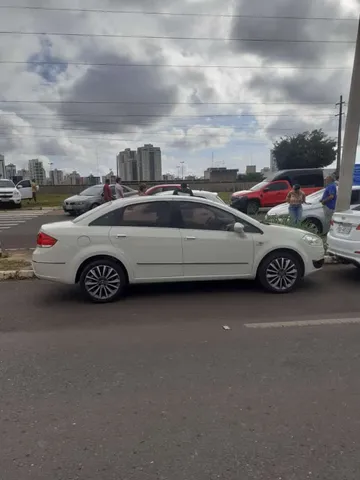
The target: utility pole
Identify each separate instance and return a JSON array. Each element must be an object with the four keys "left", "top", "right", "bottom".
[
  {"left": 180, "top": 161, "right": 185, "bottom": 179},
  {"left": 335, "top": 95, "right": 345, "bottom": 174},
  {"left": 336, "top": 17, "right": 360, "bottom": 212}
]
